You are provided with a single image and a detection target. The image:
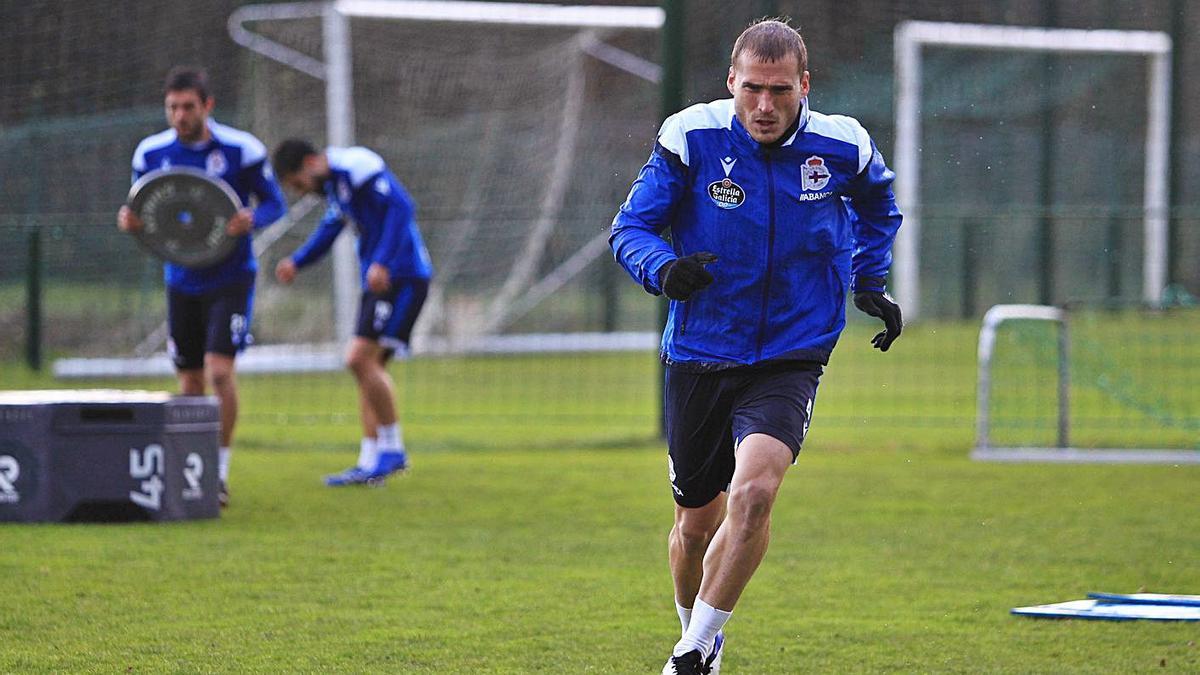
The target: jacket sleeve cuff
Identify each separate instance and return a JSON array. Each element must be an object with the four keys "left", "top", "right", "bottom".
[
  {"left": 851, "top": 275, "right": 887, "bottom": 293},
  {"left": 643, "top": 256, "right": 675, "bottom": 296}
]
